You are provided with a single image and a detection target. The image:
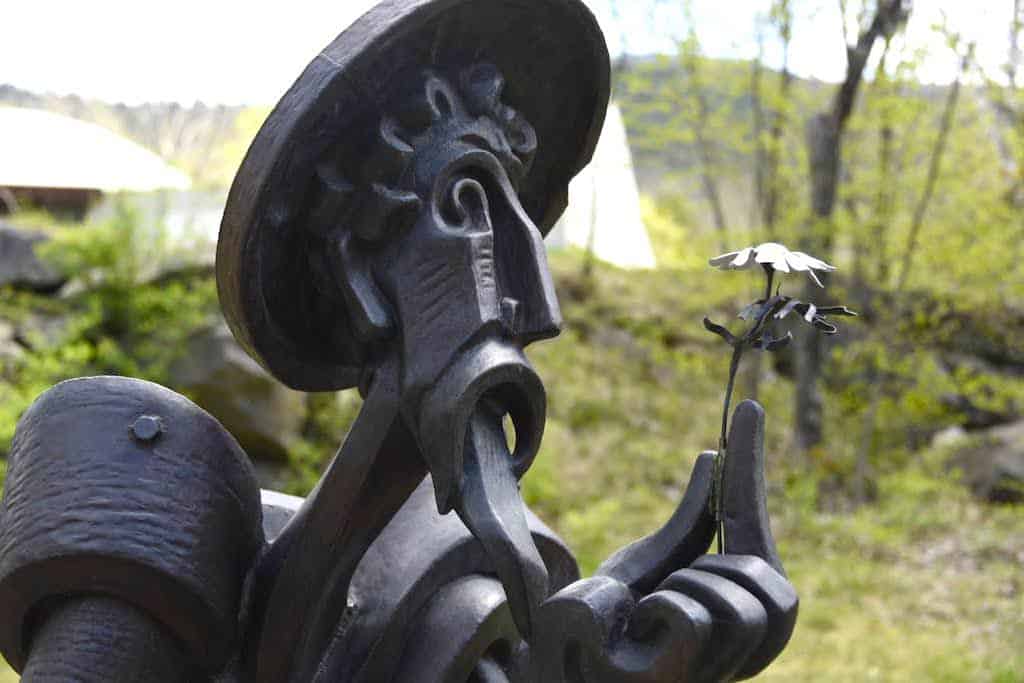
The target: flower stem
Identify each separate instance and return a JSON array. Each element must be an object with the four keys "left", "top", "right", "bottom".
[
  {"left": 711, "top": 268, "right": 780, "bottom": 553},
  {"left": 715, "top": 342, "right": 744, "bottom": 553},
  {"left": 763, "top": 265, "right": 775, "bottom": 300}
]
